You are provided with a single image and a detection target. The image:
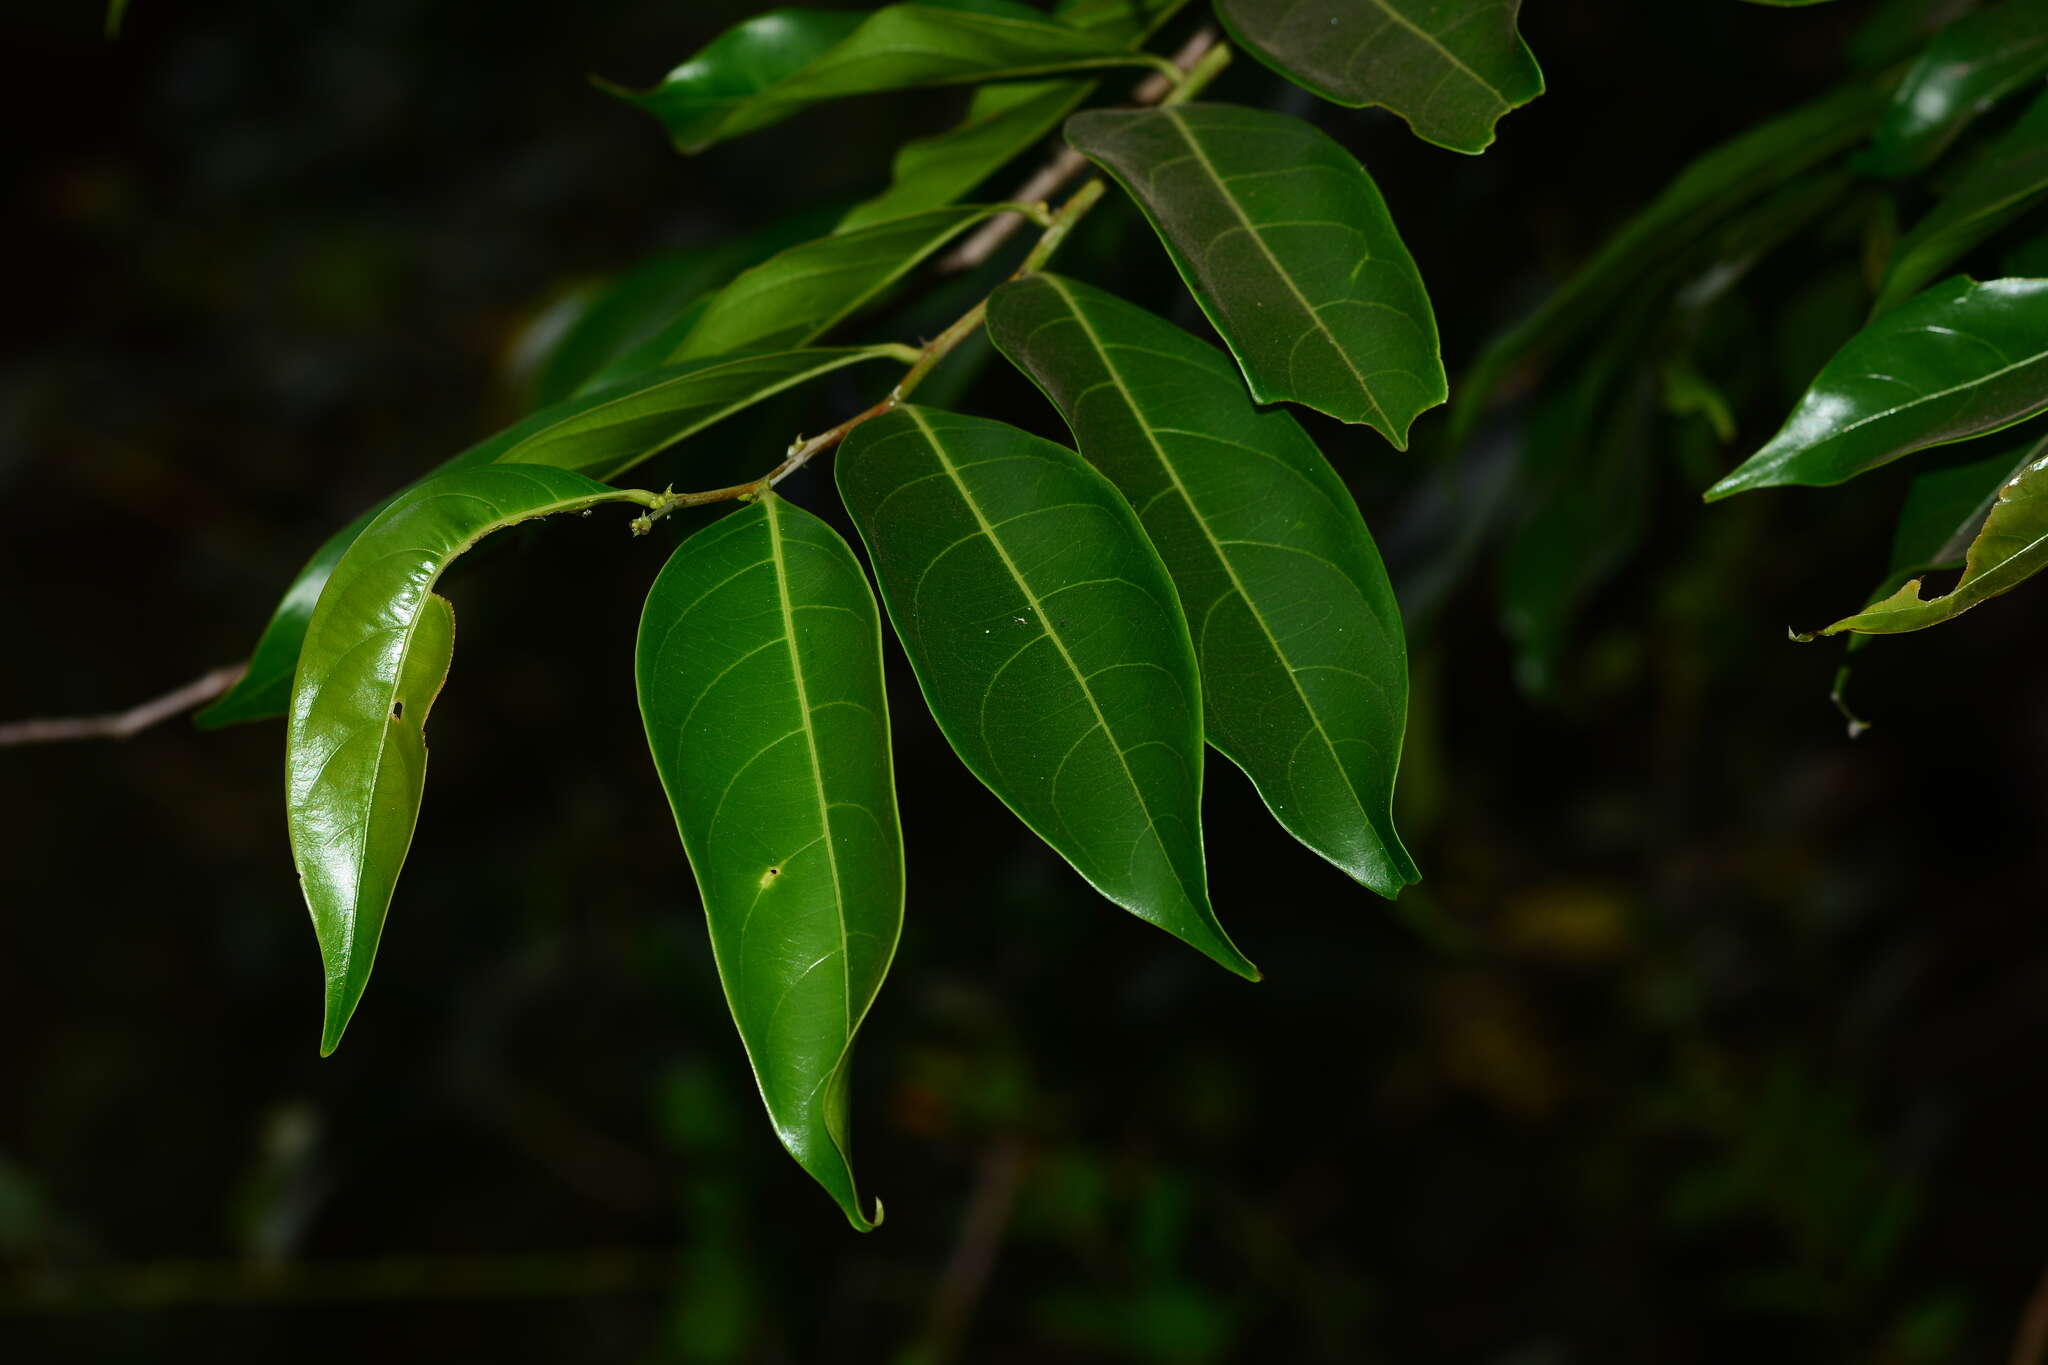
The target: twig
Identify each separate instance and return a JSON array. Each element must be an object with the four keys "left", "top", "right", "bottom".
[
  {"left": 938, "top": 25, "right": 1225, "bottom": 275},
  {"left": 0, "top": 663, "right": 247, "bottom": 747},
  {"left": 911, "top": 1136, "right": 1028, "bottom": 1364},
  {"left": 2011, "top": 1266, "right": 2048, "bottom": 1365}
]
